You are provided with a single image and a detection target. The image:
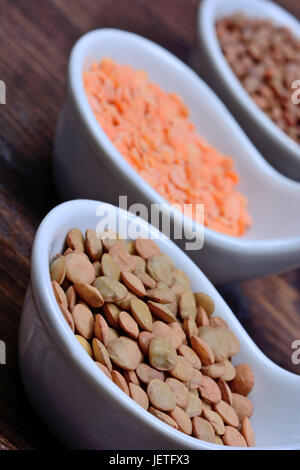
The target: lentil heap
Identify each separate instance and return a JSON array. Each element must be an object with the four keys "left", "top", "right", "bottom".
[
  {"left": 216, "top": 14, "right": 300, "bottom": 145},
  {"left": 84, "top": 59, "right": 251, "bottom": 237},
  {"left": 50, "top": 228, "right": 256, "bottom": 447}
]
